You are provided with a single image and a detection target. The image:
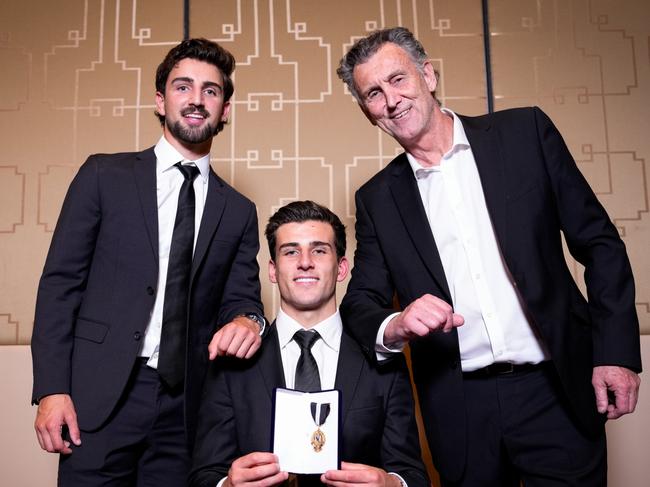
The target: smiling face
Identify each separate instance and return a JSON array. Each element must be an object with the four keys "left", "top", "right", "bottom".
[
  {"left": 155, "top": 57, "right": 231, "bottom": 158},
  {"left": 269, "top": 221, "right": 348, "bottom": 327},
  {"left": 352, "top": 42, "right": 438, "bottom": 149}
]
